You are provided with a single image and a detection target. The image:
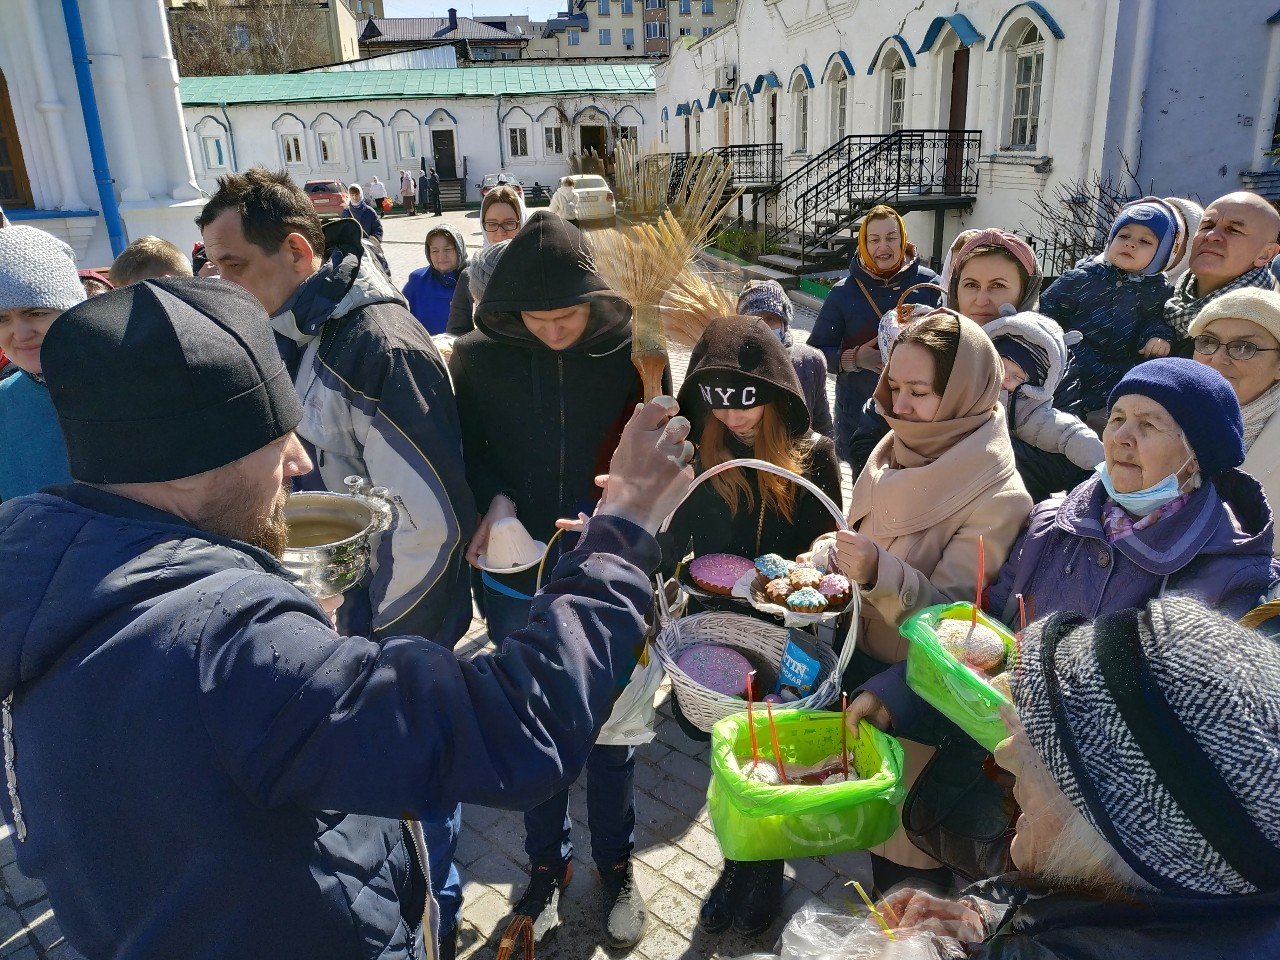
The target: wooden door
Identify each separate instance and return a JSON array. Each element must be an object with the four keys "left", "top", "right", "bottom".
[
  {"left": 0, "top": 70, "right": 32, "bottom": 208},
  {"left": 431, "top": 129, "right": 457, "bottom": 179},
  {"left": 944, "top": 48, "right": 969, "bottom": 194}
]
